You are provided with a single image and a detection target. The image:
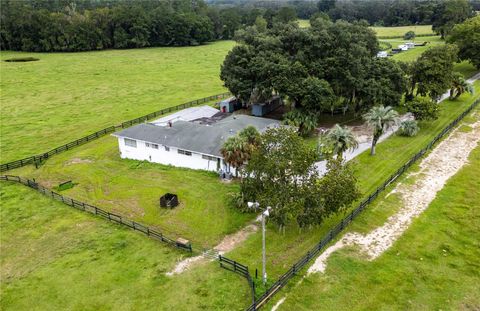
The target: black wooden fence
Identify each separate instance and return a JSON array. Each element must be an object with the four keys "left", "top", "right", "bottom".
[
  {"left": 377, "top": 33, "right": 437, "bottom": 40},
  {"left": 246, "top": 98, "right": 480, "bottom": 311},
  {"left": 219, "top": 255, "right": 256, "bottom": 305},
  {"left": 0, "top": 92, "right": 231, "bottom": 172},
  {"left": 0, "top": 175, "right": 192, "bottom": 252}
]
